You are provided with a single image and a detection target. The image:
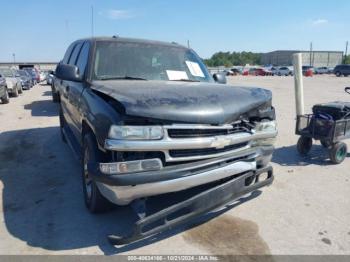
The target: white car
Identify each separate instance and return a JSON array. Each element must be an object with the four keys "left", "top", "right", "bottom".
[
  {"left": 39, "top": 71, "right": 47, "bottom": 82},
  {"left": 314, "top": 67, "right": 329, "bottom": 74},
  {"left": 275, "top": 66, "right": 293, "bottom": 76},
  {"left": 0, "top": 68, "right": 23, "bottom": 97}
]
